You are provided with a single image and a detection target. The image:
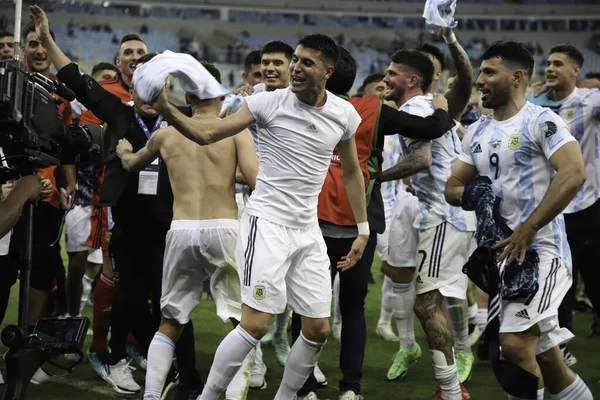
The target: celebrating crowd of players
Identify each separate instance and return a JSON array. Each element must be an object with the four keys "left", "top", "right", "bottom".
[{"left": 0, "top": 3, "right": 599, "bottom": 399}]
